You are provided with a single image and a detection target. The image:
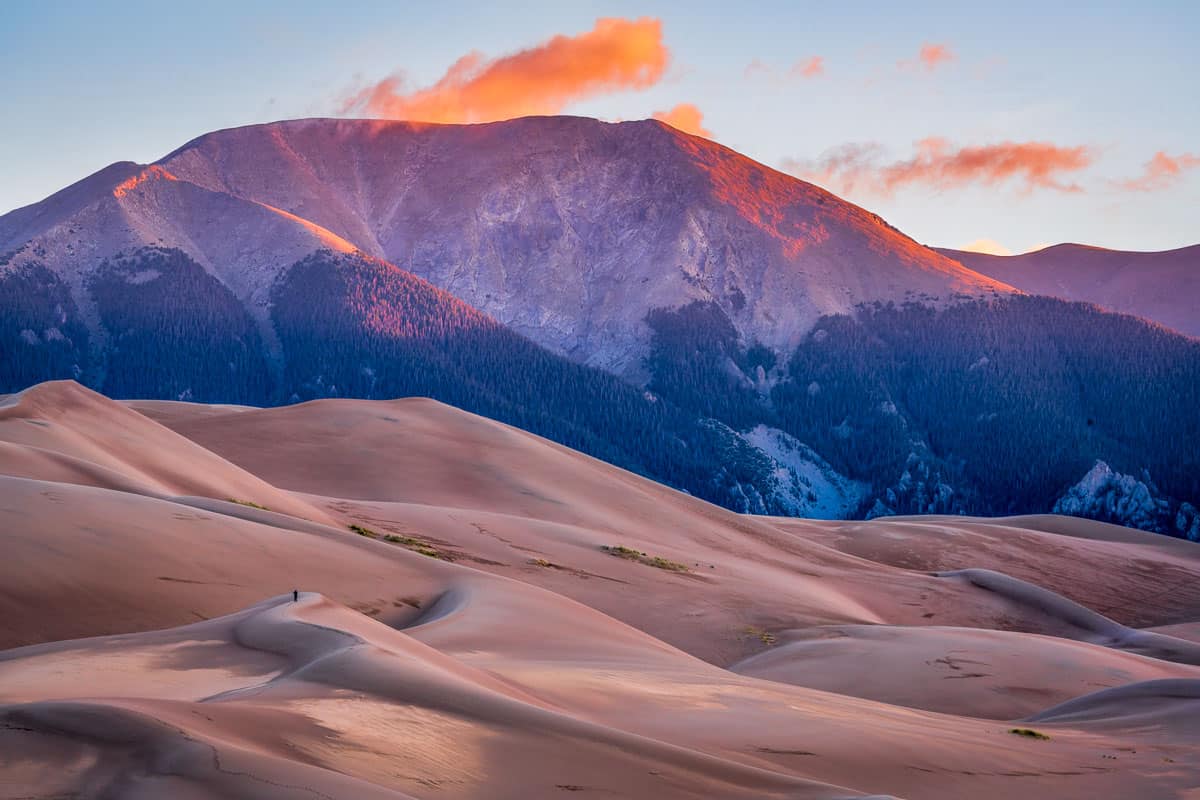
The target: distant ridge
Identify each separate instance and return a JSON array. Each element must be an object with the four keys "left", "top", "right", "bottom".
[{"left": 939, "top": 243, "right": 1200, "bottom": 338}]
